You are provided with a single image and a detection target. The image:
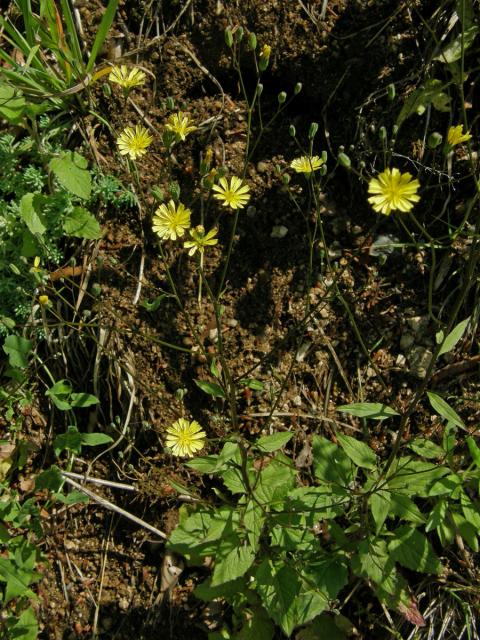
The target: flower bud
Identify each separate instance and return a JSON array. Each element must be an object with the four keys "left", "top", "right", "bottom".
[
  {"left": 165, "top": 96, "right": 175, "bottom": 110},
  {"left": 38, "top": 295, "right": 49, "bottom": 306},
  {"left": 387, "top": 83, "right": 396, "bottom": 101},
  {"left": 294, "top": 82, "right": 302, "bottom": 95},
  {"left": 321, "top": 150, "right": 328, "bottom": 163},
  {"left": 282, "top": 173, "right": 291, "bottom": 185},
  {"left": 428, "top": 132, "right": 443, "bottom": 149},
  {"left": 338, "top": 153, "right": 351, "bottom": 168},
  {"left": 225, "top": 28, "right": 233, "bottom": 48},
  {"left": 259, "top": 44, "right": 271, "bottom": 71},
  {"left": 169, "top": 181, "right": 181, "bottom": 201},
  {"left": 308, "top": 121, "right": 319, "bottom": 139},
  {"left": 257, "top": 83, "right": 263, "bottom": 96},
  {"left": 289, "top": 124, "right": 296, "bottom": 137},
  {"left": 277, "top": 91, "right": 287, "bottom": 104},
  {"left": 151, "top": 185, "right": 164, "bottom": 201},
  {"left": 392, "top": 124, "right": 399, "bottom": 137},
  {"left": 249, "top": 32, "right": 257, "bottom": 50},
  {"left": 379, "top": 126, "right": 387, "bottom": 141},
  {"left": 102, "top": 83, "right": 112, "bottom": 97},
  {"left": 319, "top": 165, "right": 327, "bottom": 176},
  {"left": 235, "top": 26, "right": 244, "bottom": 42}
]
